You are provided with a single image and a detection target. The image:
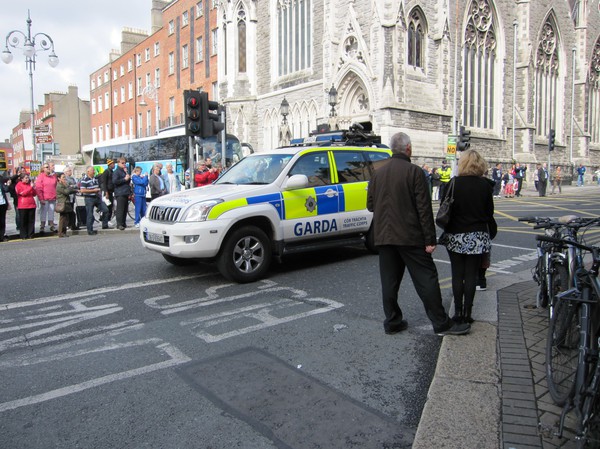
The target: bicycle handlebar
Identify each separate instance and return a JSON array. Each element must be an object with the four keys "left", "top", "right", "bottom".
[{"left": 535, "top": 235, "right": 600, "bottom": 259}]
